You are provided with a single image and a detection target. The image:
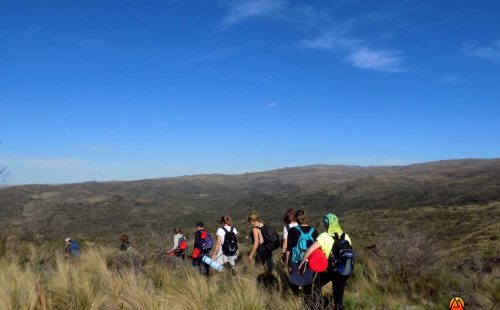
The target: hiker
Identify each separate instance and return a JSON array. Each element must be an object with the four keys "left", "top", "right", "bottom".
[
  {"left": 192, "top": 222, "right": 213, "bottom": 276},
  {"left": 286, "top": 210, "right": 318, "bottom": 308},
  {"left": 167, "top": 227, "right": 187, "bottom": 259},
  {"left": 211, "top": 215, "right": 238, "bottom": 272},
  {"left": 281, "top": 209, "right": 298, "bottom": 264},
  {"left": 299, "top": 213, "right": 353, "bottom": 310},
  {"left": 64, "top": 237, "right": 80, "bottom": 257},
  {"left": 119, "top": 234, "right": 130, "bottom": 251},
  {"left": 247, "top": 212, "right": 275, "bottom": 272}
]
